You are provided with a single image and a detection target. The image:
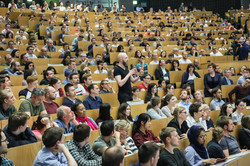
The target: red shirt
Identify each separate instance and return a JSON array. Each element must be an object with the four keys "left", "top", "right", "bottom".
[
  {"left": 43, "top": 101, "right": 59, "bottom": 114},
  {"left": 138, "top": 83, "right": 148, "bottom": 91},
  {"left": 133, "top": 130, "right": 160, "bottom": 148}
]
